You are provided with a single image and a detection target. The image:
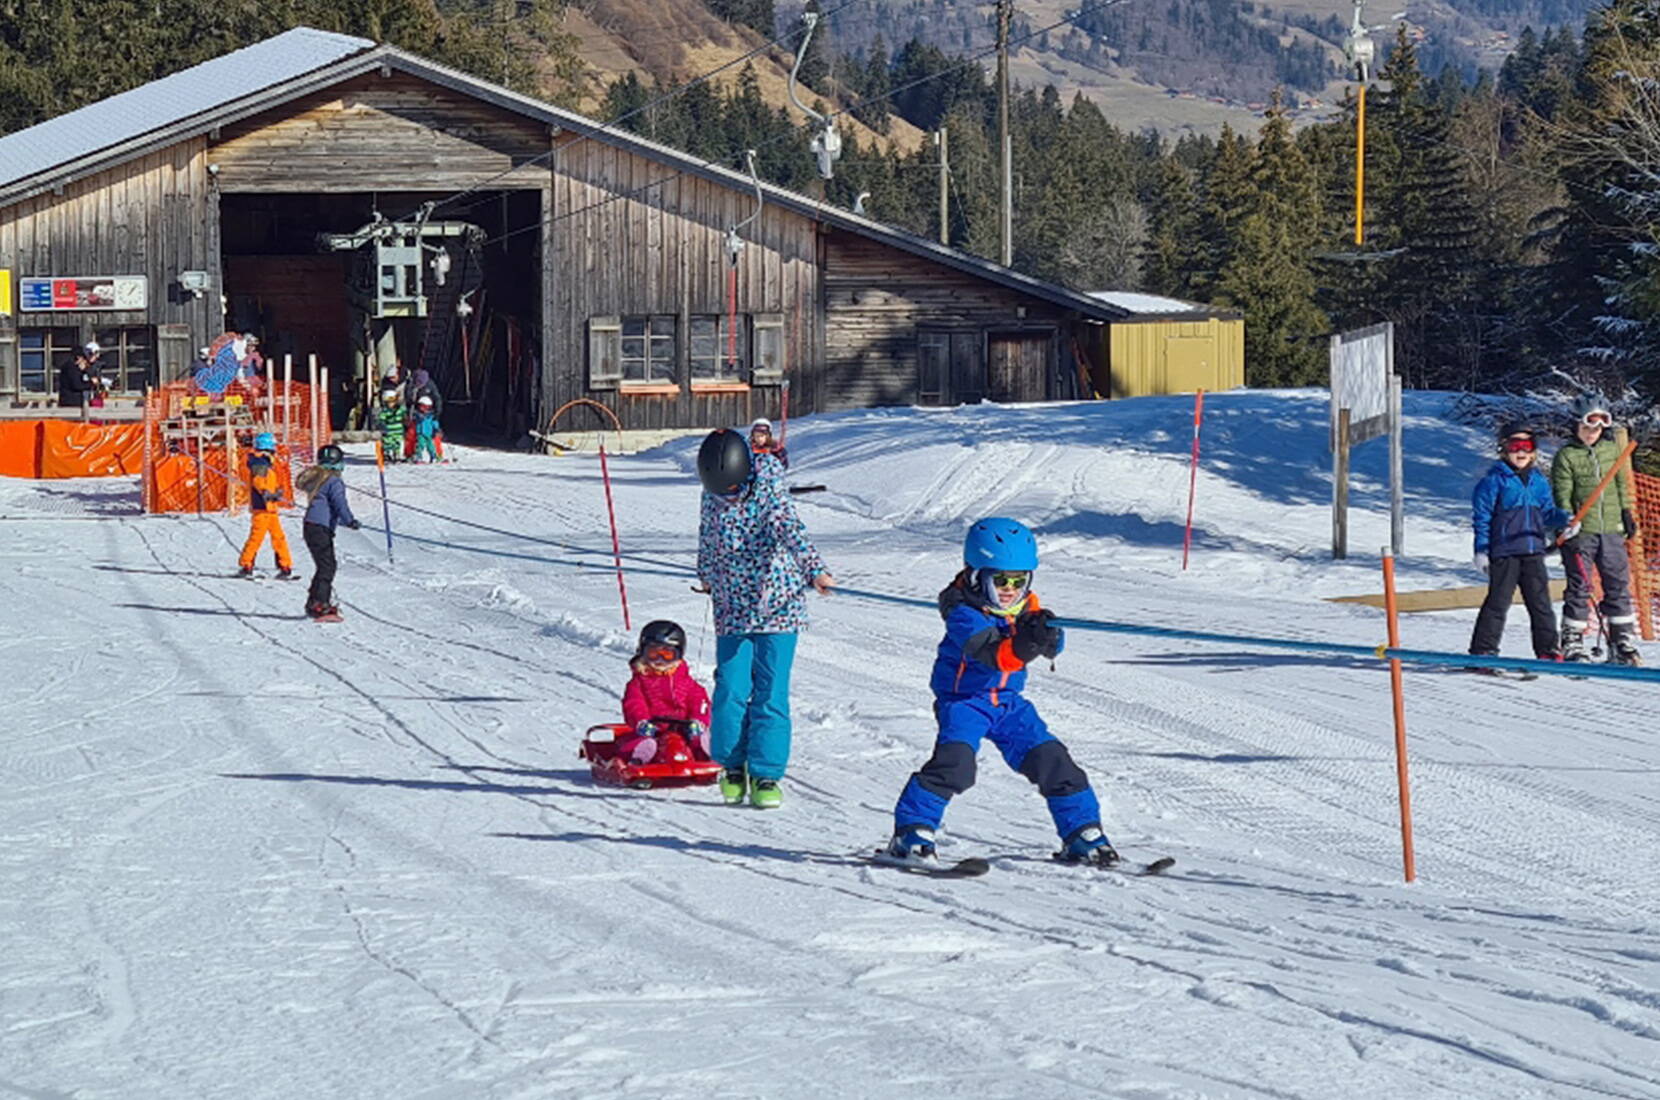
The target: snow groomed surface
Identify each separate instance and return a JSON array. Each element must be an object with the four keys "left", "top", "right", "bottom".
[{"left": 3, "top": 391, "right": 1657, "bottom": 1099}]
